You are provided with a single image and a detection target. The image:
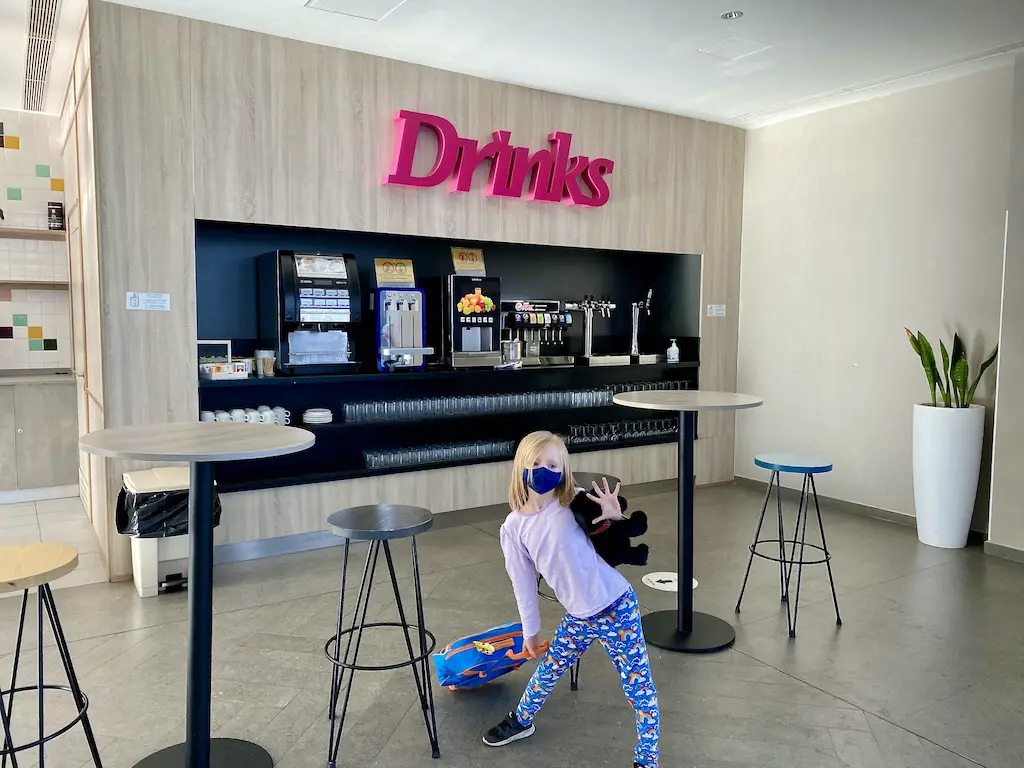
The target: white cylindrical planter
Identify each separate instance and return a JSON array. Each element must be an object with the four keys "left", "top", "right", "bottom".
[{"left": 912, "top": 403, "right": 985, "bottom": 548}]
